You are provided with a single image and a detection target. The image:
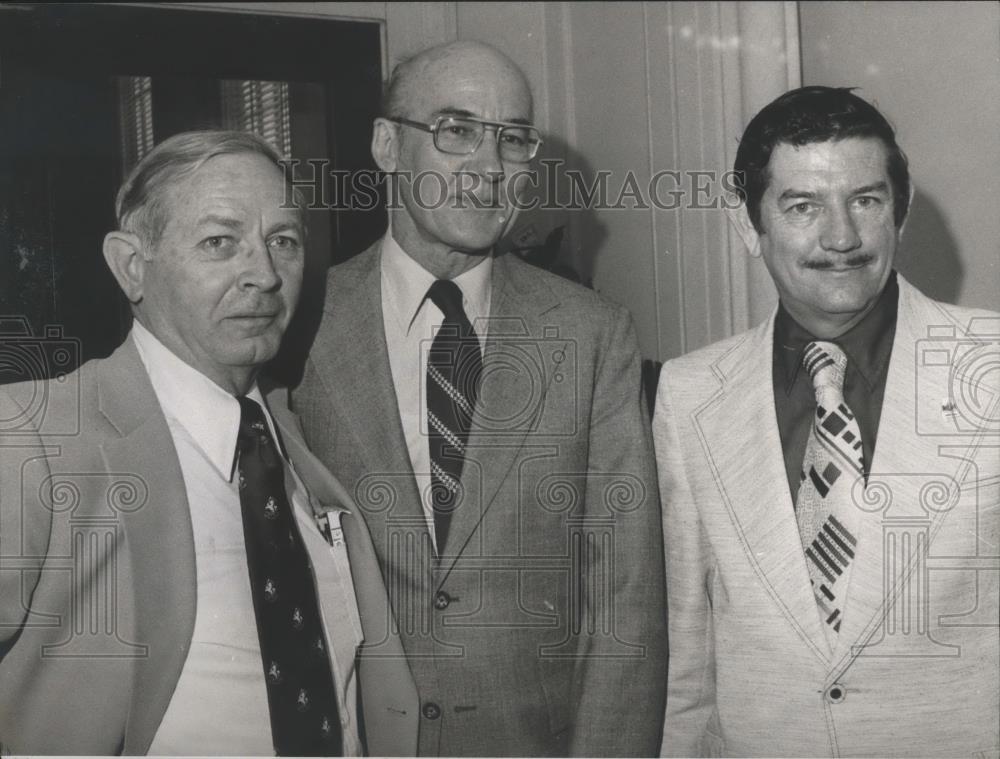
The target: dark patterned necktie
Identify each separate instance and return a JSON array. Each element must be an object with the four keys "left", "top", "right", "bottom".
[
  {"left": 795, "top": 342, "right": 864, "bottom": 649},
  {"left": 236, "top": 396, "right": 342, "bottom": 756},
  {"left": 425, "top": 280, "right": 482, "bottom": 554}
]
